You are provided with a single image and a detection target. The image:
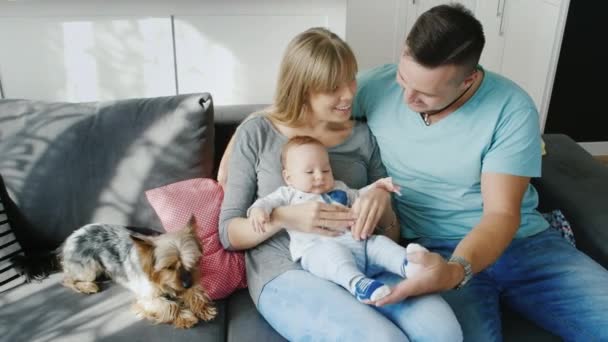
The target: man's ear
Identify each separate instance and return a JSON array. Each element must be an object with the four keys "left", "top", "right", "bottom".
[{"left": 462, "top": 68, "right": 478, "bottom": 88}]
